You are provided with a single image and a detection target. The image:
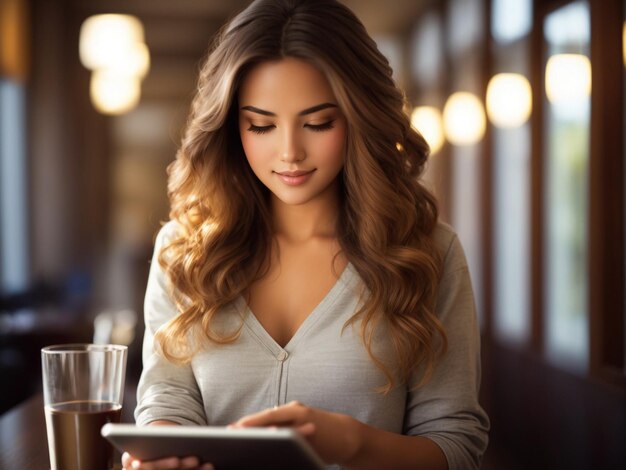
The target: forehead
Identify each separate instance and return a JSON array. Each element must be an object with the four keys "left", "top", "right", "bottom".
[{"left": 238, "top": 58, "right": 337, "bottom": 109}]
